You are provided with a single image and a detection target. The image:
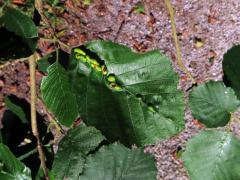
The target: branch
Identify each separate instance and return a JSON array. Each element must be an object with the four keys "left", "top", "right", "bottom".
[
  {"left": 29, "top": 53, "right": 49, "bottom": 179},
  {"left": 165, "top": 0, "right": 196, "bottom": 84},
  {"left": 0, "top": 57, "right": 29, "bottom": 69}
]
